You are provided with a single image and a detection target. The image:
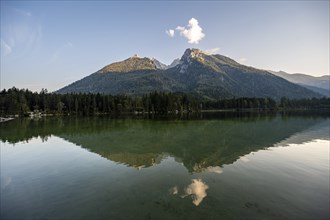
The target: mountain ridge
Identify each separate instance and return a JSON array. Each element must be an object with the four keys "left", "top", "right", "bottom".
[
  {"left": 97, "top": 55, "right": 157, "bottom": 73},
  {"left": 56, "top": 48, "right": 322, "bottom": 100},
  {"left": 269, "top": 70, "right": 329, "bottom": 97}
]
